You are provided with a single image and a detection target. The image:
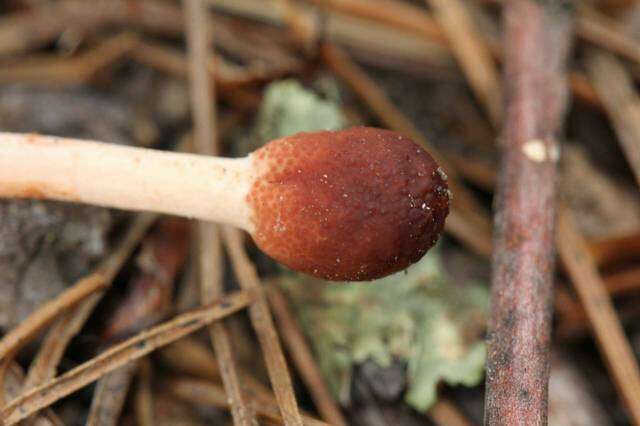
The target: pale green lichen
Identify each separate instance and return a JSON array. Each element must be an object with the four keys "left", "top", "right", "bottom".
[
  {"left": 255, "top": 79, "right": 346, "bottom": 144},
  {"left": 280, "top": 250, "right": 489, "bottom": 411}
]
